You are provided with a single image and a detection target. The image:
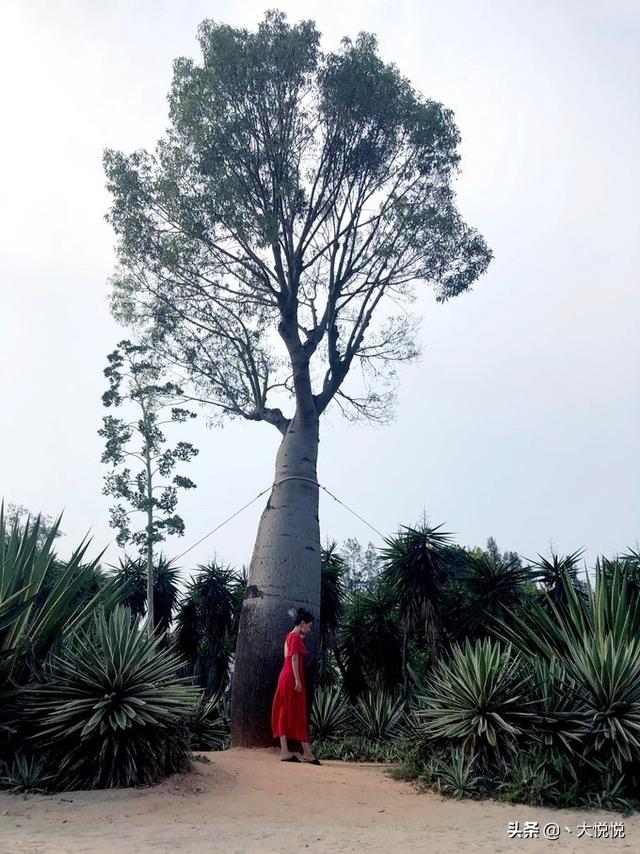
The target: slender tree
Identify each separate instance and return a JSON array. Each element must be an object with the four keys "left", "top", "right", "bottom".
[
  {"left": 99, "top": 340, "right": 198, "bottom": 634},
  {"left": 103, "top": 12, "right": 492, "bottom": 743}
]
